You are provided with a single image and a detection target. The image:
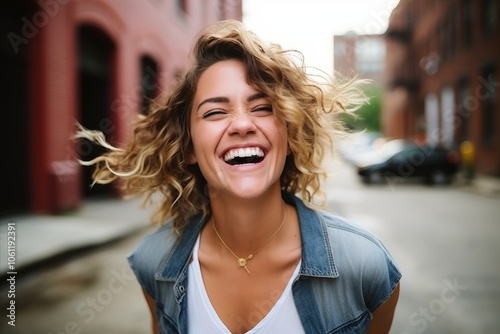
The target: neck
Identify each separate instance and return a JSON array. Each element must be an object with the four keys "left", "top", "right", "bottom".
[{"left": 208, "top": 186, "right": 286, "bottom": 254}]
